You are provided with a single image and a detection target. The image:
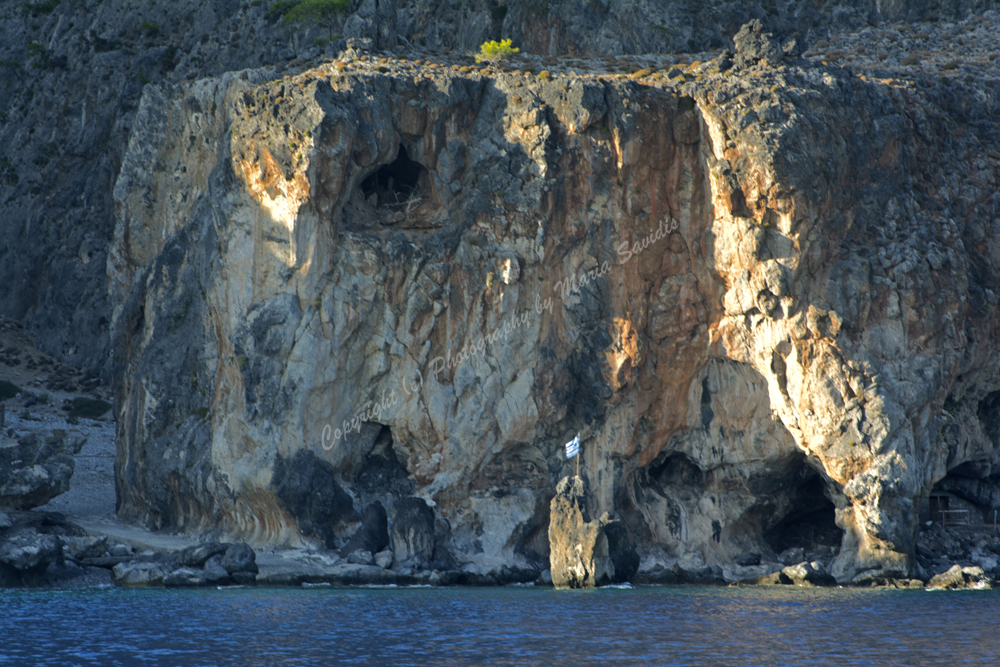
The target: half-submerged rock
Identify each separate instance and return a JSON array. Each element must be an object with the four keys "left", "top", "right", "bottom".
[{"left": 548, "top": 476, "right": 613, "bottom": 589}]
